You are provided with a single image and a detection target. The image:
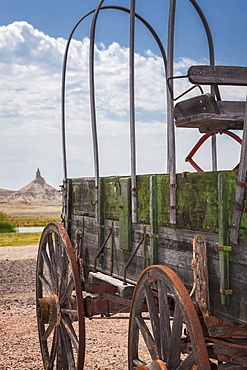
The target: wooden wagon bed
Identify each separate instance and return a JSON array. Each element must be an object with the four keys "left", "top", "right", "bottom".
[{"left": 65, "top": 170, "right": 247, "bottom": 326}]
